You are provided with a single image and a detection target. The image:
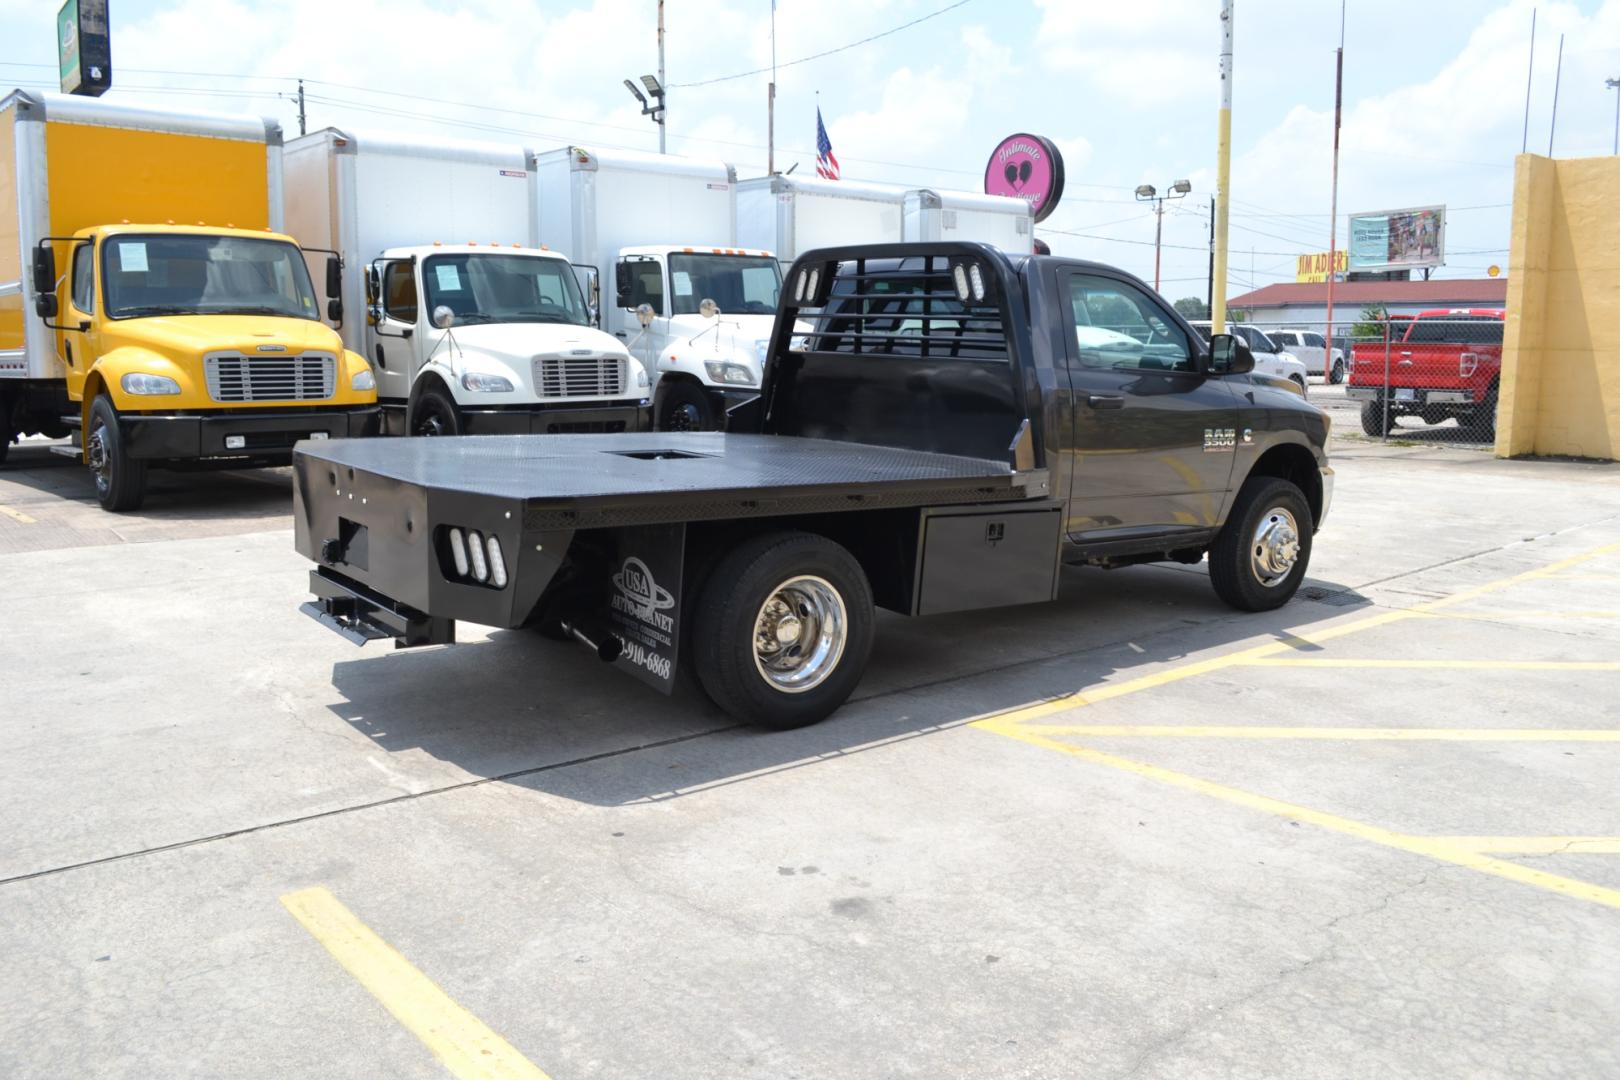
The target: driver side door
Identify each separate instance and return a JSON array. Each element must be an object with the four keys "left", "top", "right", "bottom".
[
  {"left": 1061, "top": 269, "right": 1239, "bottom": 540},
  {"left": 367, "top": 259, "right": 418, "bottom": 403}
]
